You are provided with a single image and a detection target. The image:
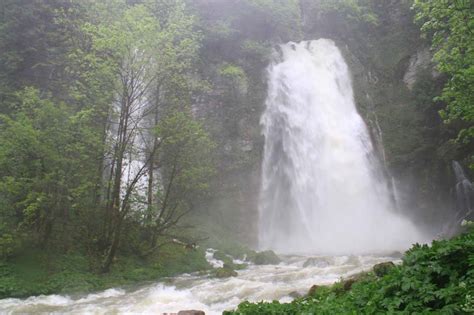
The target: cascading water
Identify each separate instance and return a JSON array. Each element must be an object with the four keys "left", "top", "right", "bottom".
[
  {"left": 259, "top": 39, "right": 423, "bottom": 255},
  {"left": 452, "top": 161, "right": 473, "bottom": 219}
]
